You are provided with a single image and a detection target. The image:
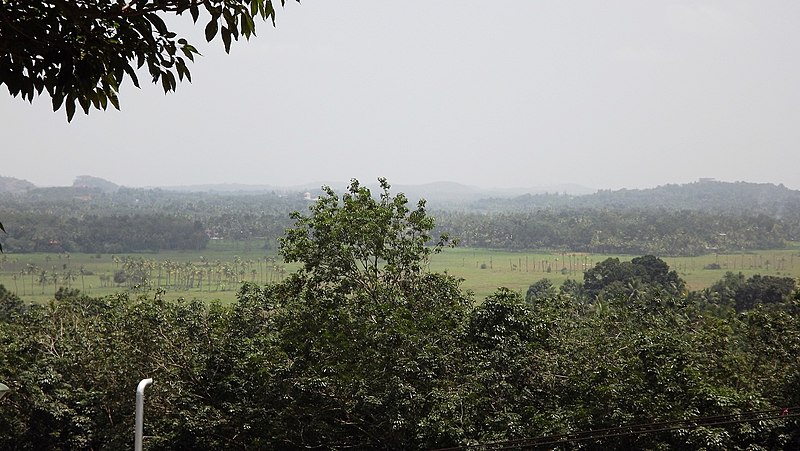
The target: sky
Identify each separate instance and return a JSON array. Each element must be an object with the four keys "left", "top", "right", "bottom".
[{"left": 3, "top": 1, "right": 800, "bottom": 192}]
